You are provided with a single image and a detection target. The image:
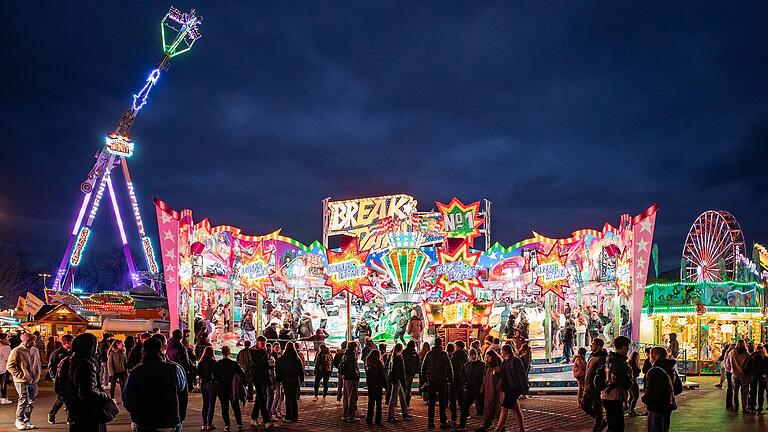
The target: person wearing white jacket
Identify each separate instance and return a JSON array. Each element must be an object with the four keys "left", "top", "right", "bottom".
[
  {"left": 6, "top": 333, "right": 41, "bottom": 430},
  {"left": 0, "top": 333, "right": 13, "bottom": 405}
]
